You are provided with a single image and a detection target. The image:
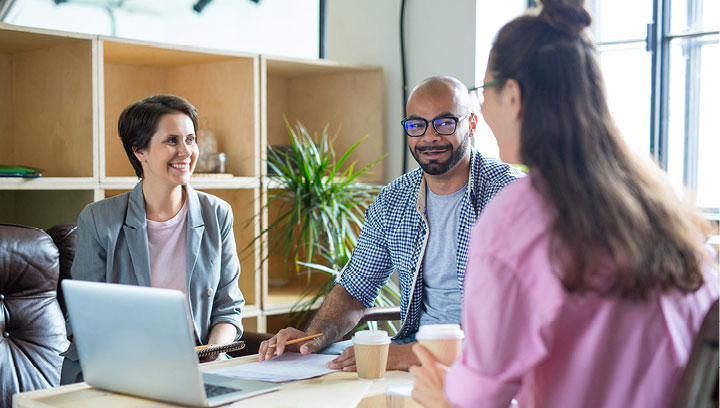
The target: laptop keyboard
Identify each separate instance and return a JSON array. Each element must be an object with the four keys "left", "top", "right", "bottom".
[{"left": 204, "top": 383, "right": 242, "bottom": 398}]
